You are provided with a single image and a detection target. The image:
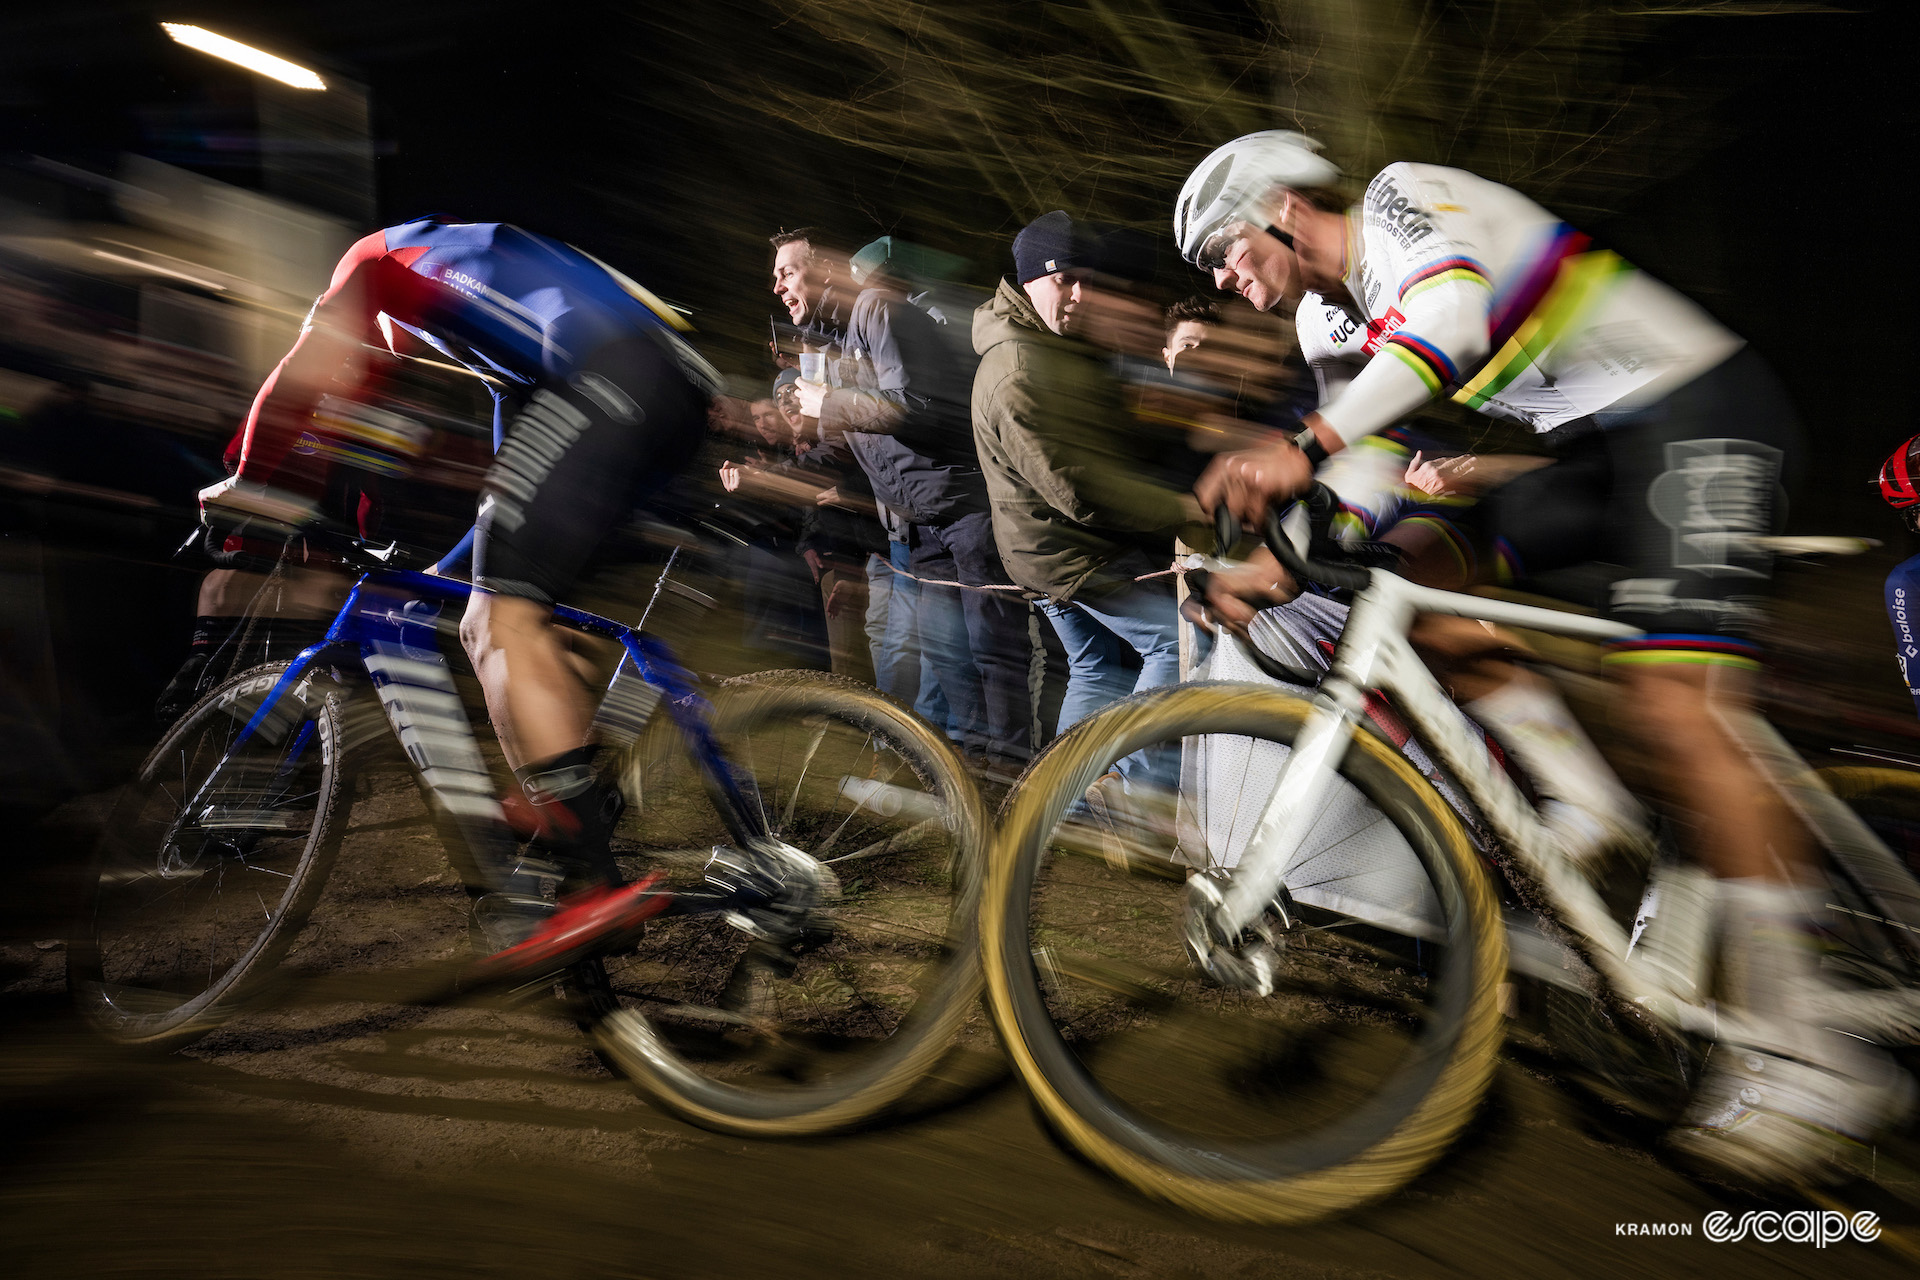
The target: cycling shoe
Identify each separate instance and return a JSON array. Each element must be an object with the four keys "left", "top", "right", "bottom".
[
  {"left": 468, "top": 875, "right": 669, "bottom": 987},
  {"left": 1668, "top": 1035, "right": 1915, "bottom": 1187},
  {"left": 469, "top": 892, "right": 554, "bottom": 953}
]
